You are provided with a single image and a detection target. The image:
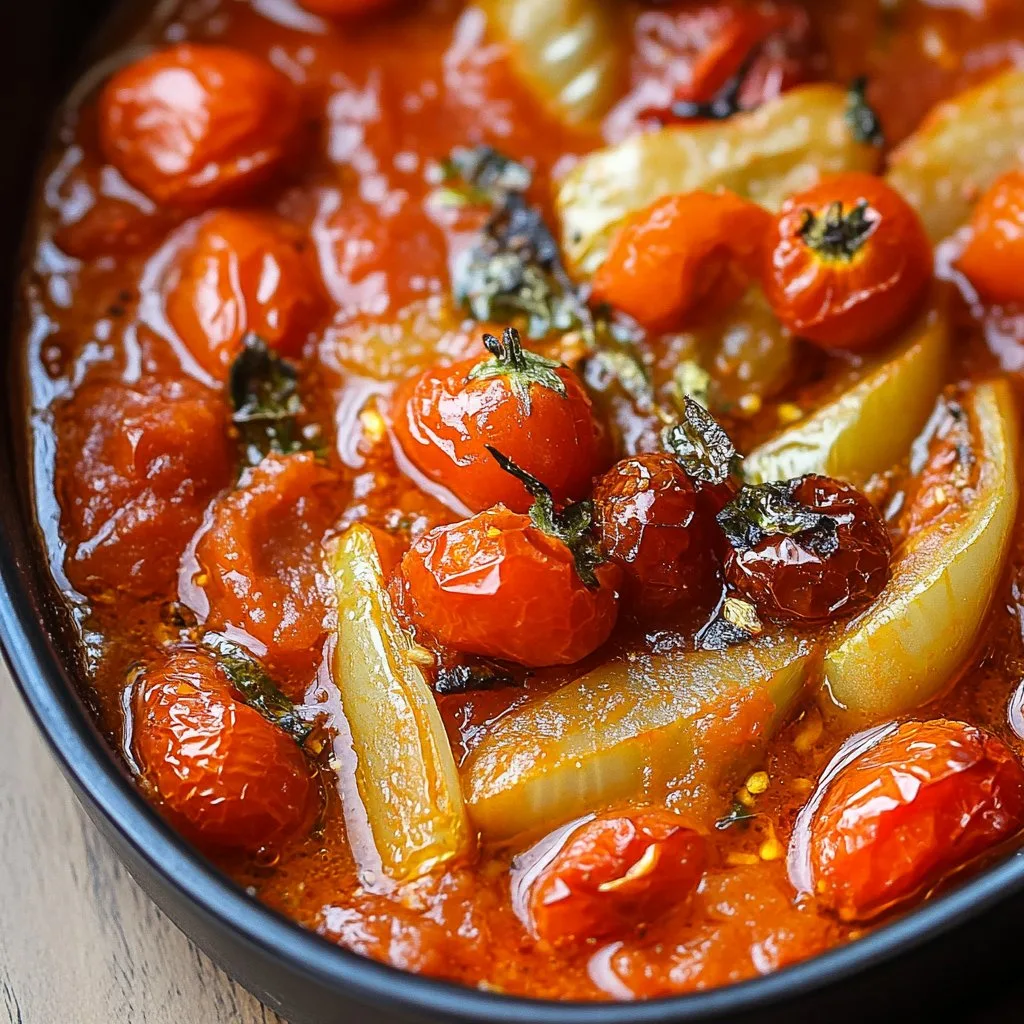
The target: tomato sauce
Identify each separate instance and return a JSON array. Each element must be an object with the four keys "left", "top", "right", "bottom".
[{"left": 19, "top": 0, "right": 1024, "bottom": 1003}]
